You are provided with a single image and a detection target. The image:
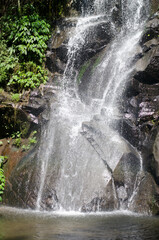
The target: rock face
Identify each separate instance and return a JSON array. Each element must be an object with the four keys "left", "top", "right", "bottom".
[
  {"left": 81, "top": 10, "right": 159, "bottom": 215},
  {"left": 3, "top": 7, "right": 159, "bottom": 215},
  {"left": 3, "top": 15, "right": 116, "bottom": 210},
  {"left": 153, "top": 132, "right": 159, "bottom": 184},
  {"left": 1, "top": 82, "right": 59, "bottom": 208},
  {"left": 151, "top": 0, "right": 159, "bottom": 14},
  {"left": 119, "top": 11, "right": 159, "bottom": 214}
]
